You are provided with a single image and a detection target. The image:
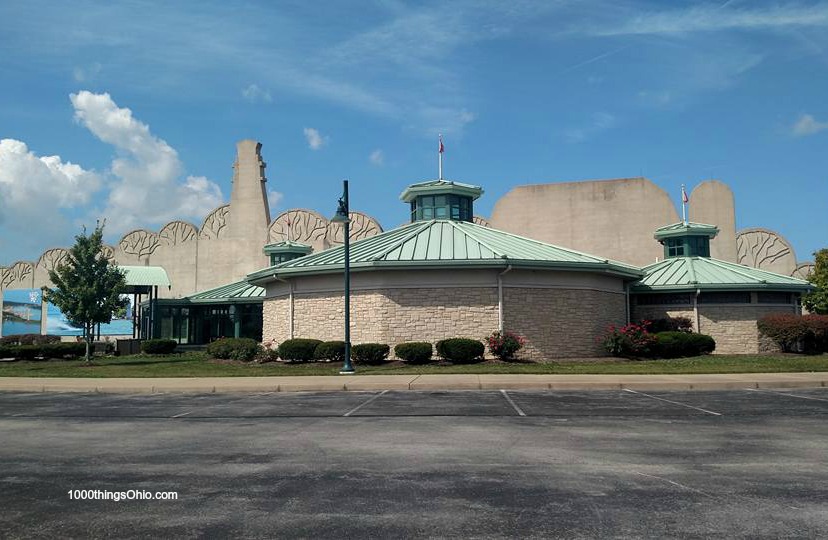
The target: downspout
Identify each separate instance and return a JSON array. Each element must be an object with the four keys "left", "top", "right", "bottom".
[
  {"left": 497, "top": 265, "right": 513, "bottom": 333},
  {"left": 624, "top": 282, "right": 631, "bottom": 325},
  {"left": 694, "top": 288, "right": 701, "bottom": 333},
  {"left": 274, "top": 276, "right": 294, "bottom": 339}
]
